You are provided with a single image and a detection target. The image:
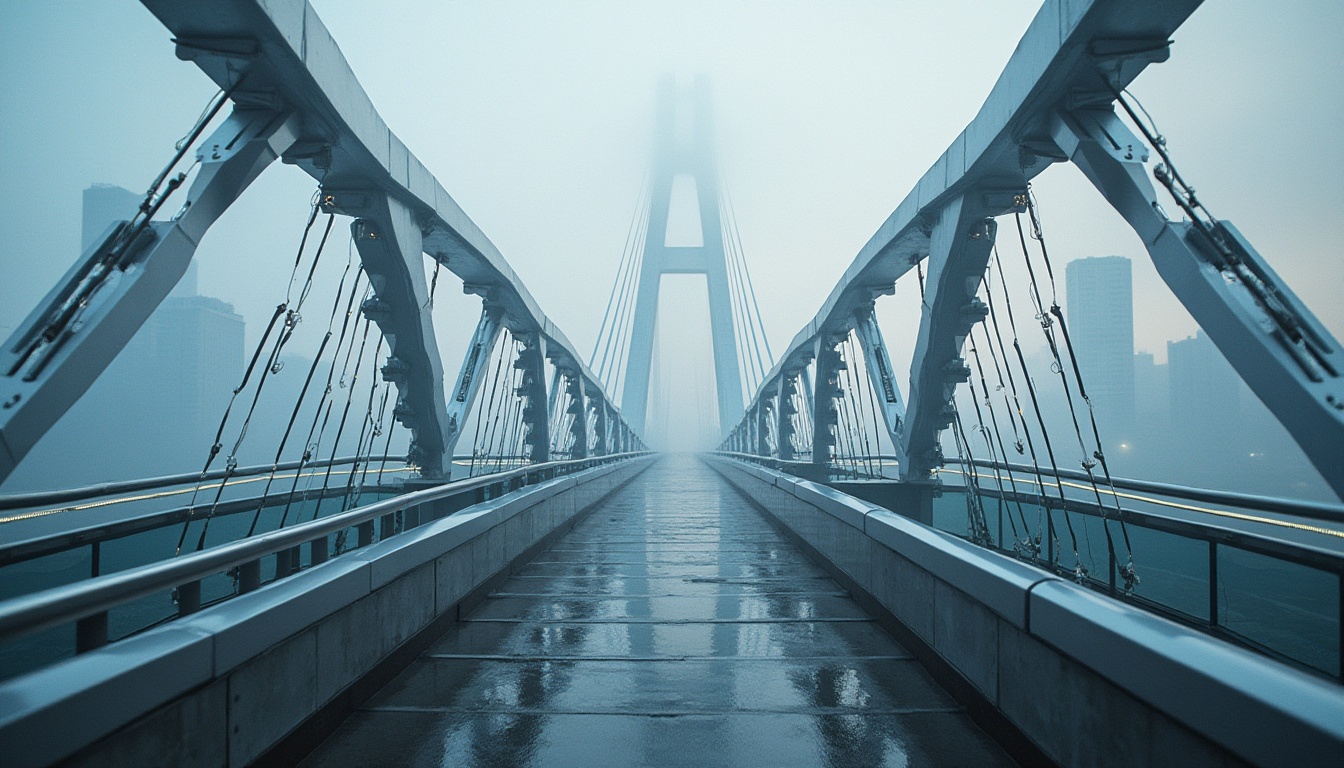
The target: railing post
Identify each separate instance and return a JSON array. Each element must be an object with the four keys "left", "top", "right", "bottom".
[
  {"left": 276, "top": 547, "right": 294, "bottom": 578},
  {"left": 176, "top": 580, "right": 202, "bottom": 616},
  {"left": 1209, "top": 541, "right": 1219, "bottom": 629},
  {"left": 357, "top": 521, "right": 374, "bottom": 548},
  {"left": 75, "top": 613, "right": 108, "bottom": 654},
  {"left": 238, "top": 559, "right": 261, "bottom": 593},
  {"left": 310, "top": 536, "right": 329, "bottom": 565}
]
